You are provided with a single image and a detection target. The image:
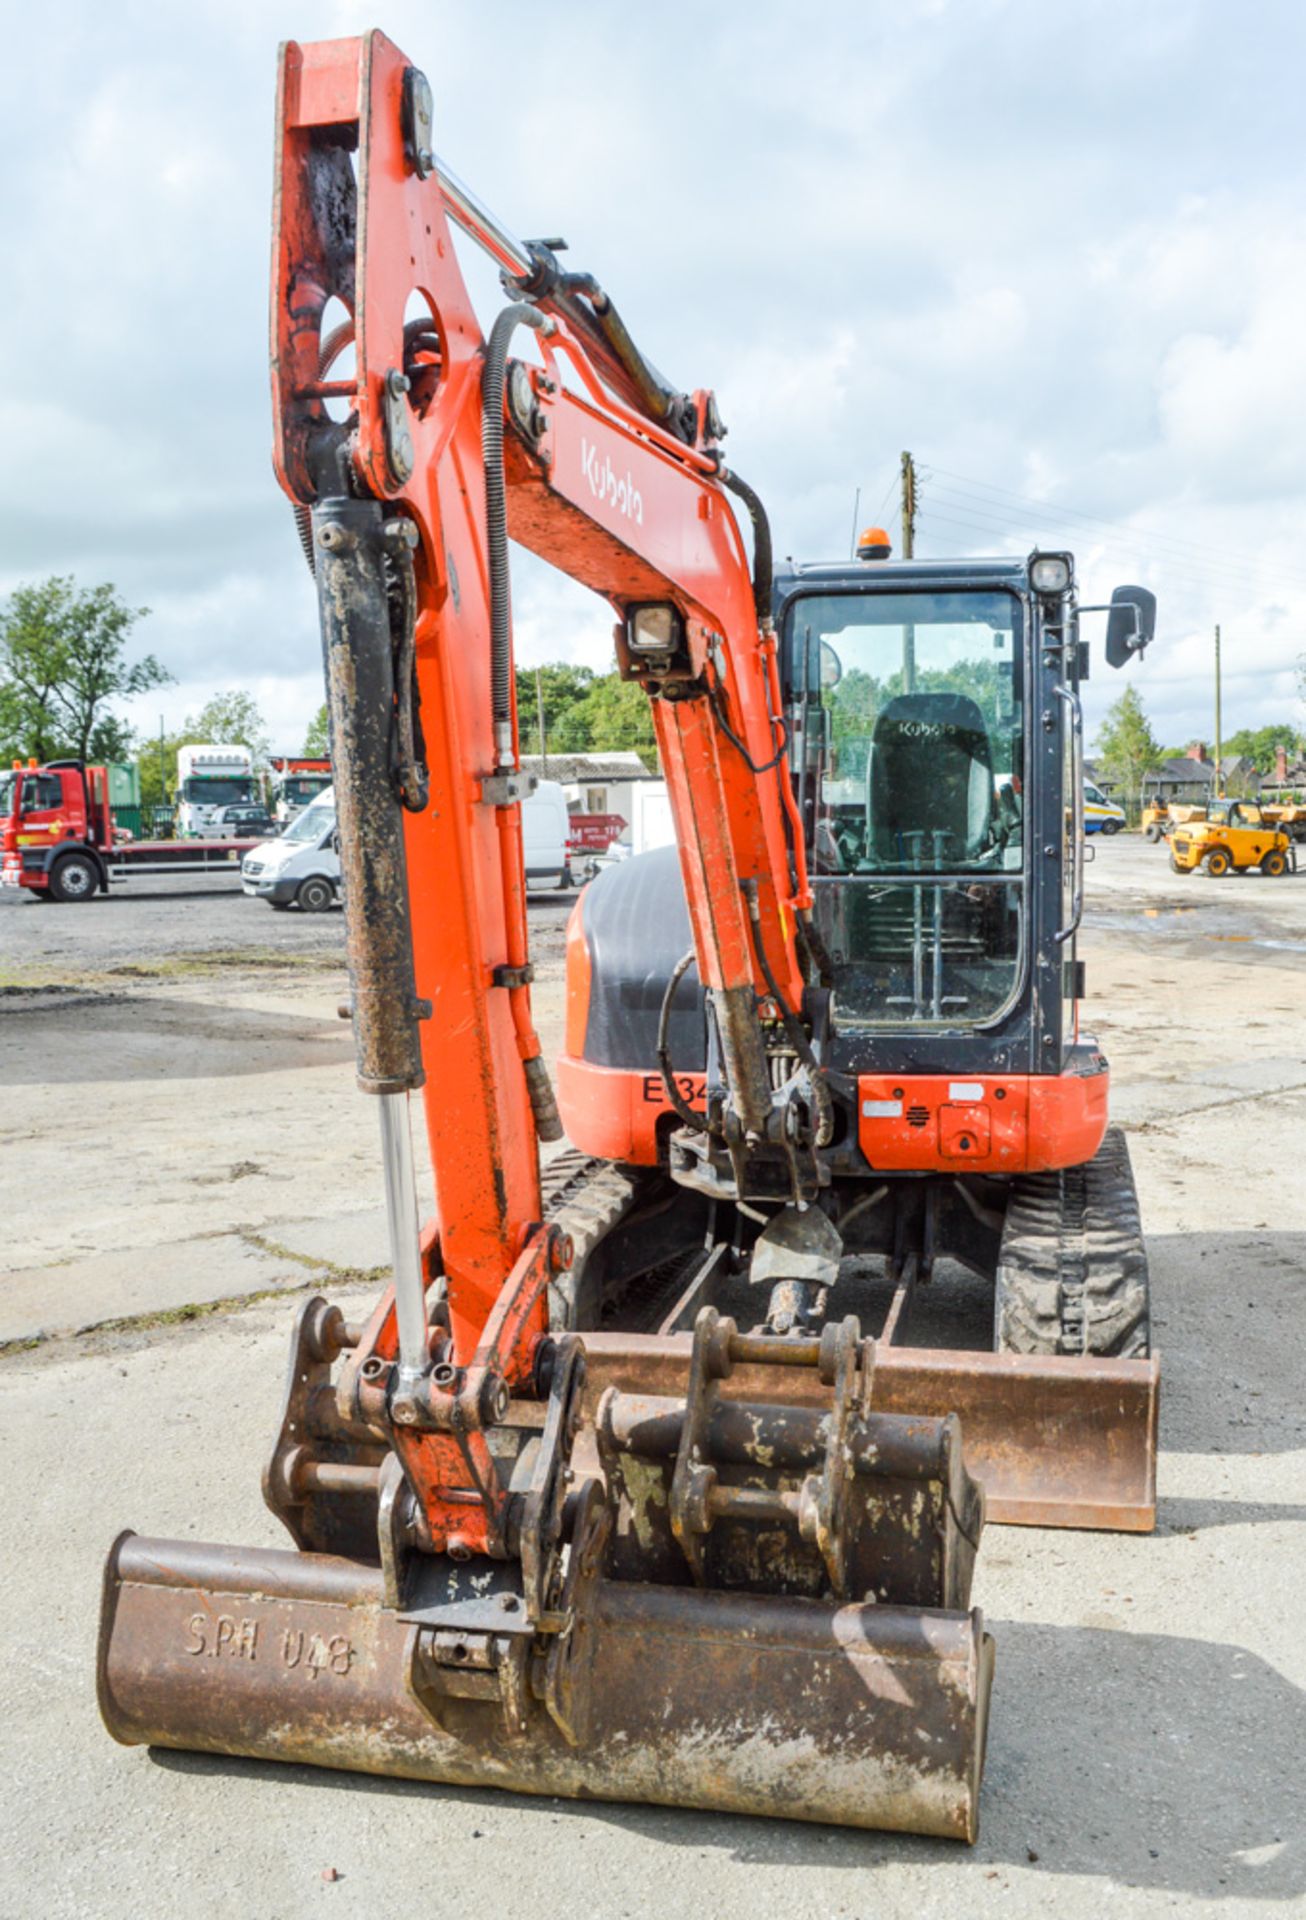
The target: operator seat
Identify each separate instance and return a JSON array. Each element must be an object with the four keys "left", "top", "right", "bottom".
[{"left": 865, "top": 692, "right": 994, "bottom": 868}]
